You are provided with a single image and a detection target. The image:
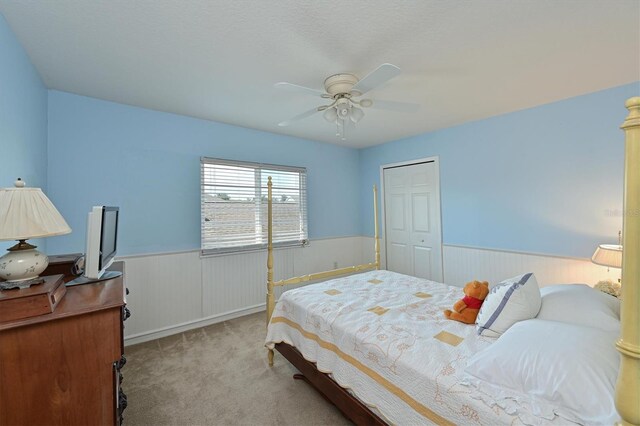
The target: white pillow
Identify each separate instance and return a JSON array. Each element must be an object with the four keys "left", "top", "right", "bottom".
[
  {"left": 464, "top": 319, "right": 619, "bottom": 425},
  {"left": 476, "top": 273, "right": 541, "bottom": 337},
  {"left": 537, "top": 284, "right": 620, "bottom": 332}
]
